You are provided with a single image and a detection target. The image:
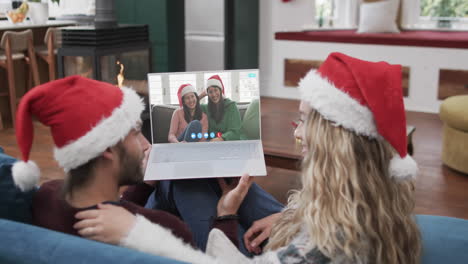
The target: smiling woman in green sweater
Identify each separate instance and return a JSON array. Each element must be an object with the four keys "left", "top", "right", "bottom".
[{"left": 199, "top": 75, "right": 242, "bottom": 141}]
